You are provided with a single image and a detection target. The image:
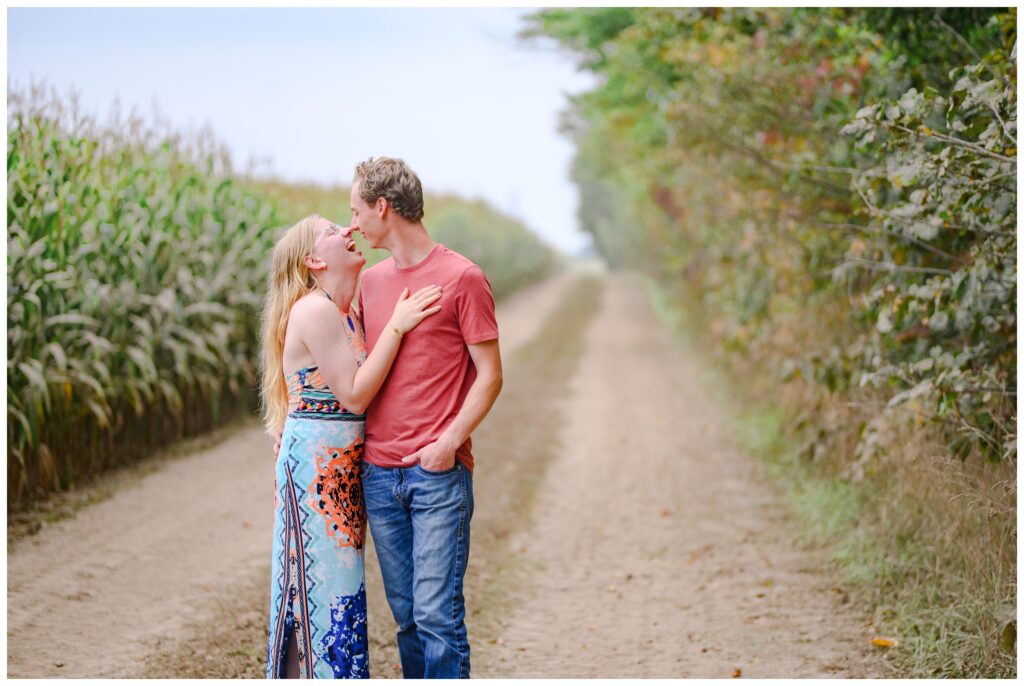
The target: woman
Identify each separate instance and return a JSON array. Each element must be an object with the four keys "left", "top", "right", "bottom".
[{"left": 259, "top": 214, "right": 441, "bottom": 678}]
